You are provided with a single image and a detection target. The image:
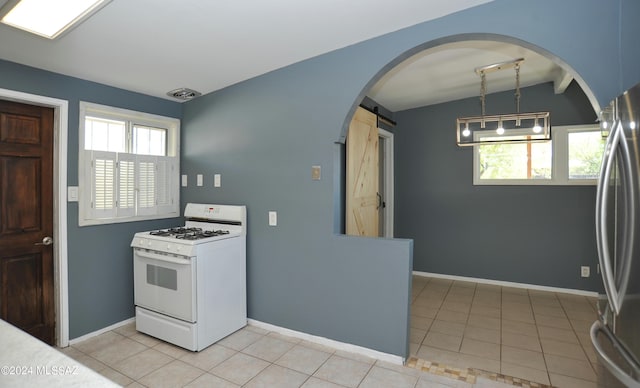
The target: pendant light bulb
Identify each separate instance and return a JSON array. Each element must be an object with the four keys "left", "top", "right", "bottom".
[
  {"left": 462, "top": 122, "right": 470, "bottom": 137},
  {"left": 496, "top": 118, "right": 504, "bottom": 135},
  {"left": 532, "top": 118, "right": 542, "bottom": 133}
]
